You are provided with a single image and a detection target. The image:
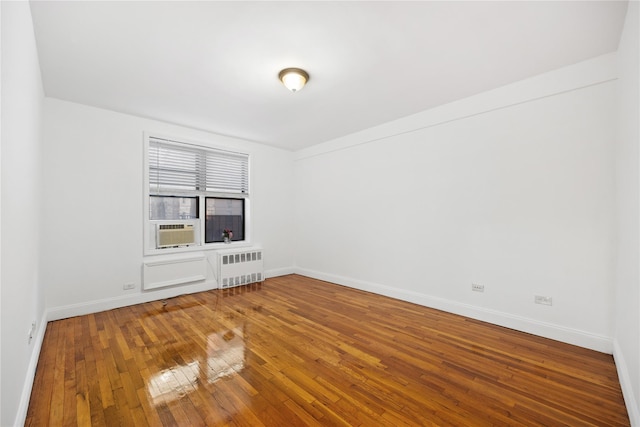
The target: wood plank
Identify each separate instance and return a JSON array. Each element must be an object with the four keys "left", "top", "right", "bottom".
[{"left": 25, "top": 275, "right": 630, "bottom": 426}]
